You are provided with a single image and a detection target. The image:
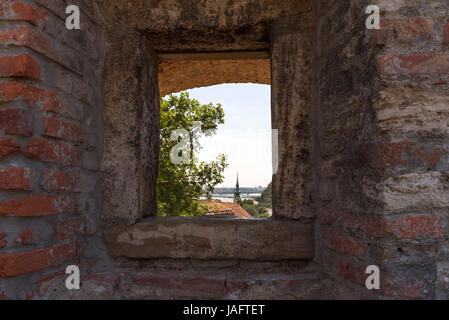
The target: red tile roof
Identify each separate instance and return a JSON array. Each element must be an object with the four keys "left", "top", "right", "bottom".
[{"left": 201, "top": 200, "right": 253, "bottom": 218}]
